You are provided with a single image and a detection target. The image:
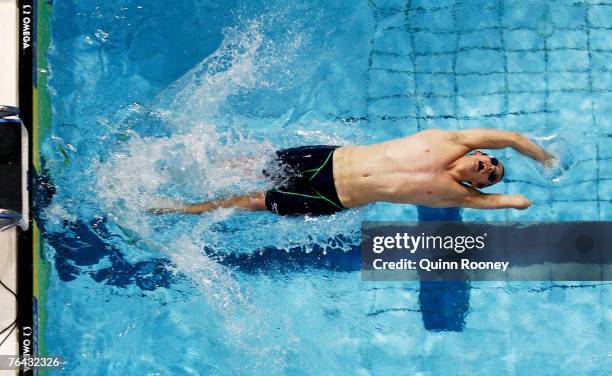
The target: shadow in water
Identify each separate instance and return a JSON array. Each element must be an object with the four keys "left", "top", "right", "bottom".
[
  {"left": 44, "top": 217, "right": 175, "bottom": 291},
  {"left": 211, "top": 236, "right": 360, "bottom": 273},
  {"left": 417, "top": 207, "right": 469, "bottom": 332},
  {"left": 33, "top": 160, "right": 175, "bottom": 291}
]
